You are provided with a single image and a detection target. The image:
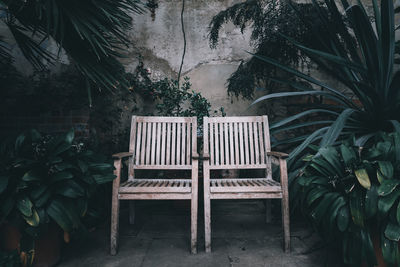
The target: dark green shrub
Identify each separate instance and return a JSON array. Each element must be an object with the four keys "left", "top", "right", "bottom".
[{"left": 294, "top": 132, "right": 400, "bottom": 266}]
